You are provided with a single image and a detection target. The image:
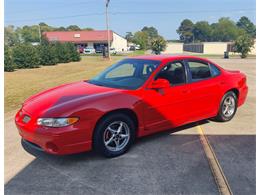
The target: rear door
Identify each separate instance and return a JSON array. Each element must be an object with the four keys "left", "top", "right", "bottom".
[{"left": 184, "top": 59, "right": 222, "bottom": 120}]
